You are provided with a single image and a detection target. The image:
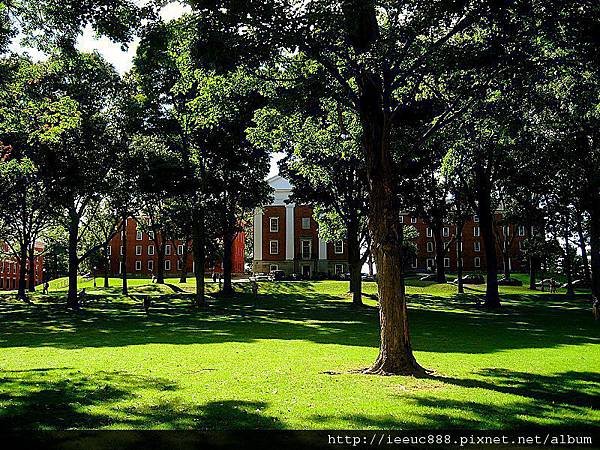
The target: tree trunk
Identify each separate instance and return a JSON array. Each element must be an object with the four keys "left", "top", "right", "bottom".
[
  {"left": 222, "top": 229, "right": 234, "bottom": 296},
  {"left": 456, "top": 222, "right": 464, "bottom": 294},
  {"left": 527, "top": 225, "right": 537, "bottom": 290},
  {"left": 590, "top": 203, "right": 600, "bottom": 301},
  {"left": 67, "top": 209, "right": 80, "bottom": 308},
  {"left": 347, "top": 218, "right": 363, "bottom": 306},
  {"left": 17, "top": 245, "right": 28, "bottom": 300},
  {"left": 477, "top": 175, "right": 500, "bottom": 308},
  {"left": 358, "top": 97, "right": 423, "bottom": 375},
  {"left": 156, "top": 235, "right": 165, "bottom": 284},
  {"left": 28, "top": 244, "right": 35, "bottom": 292},
  {"left": 192, "top": 208, "right": 206, "bottom": 307},
  {"left": 576, "top": 214, "right": 591, "bottom": 283},
  {"left": 502, "top": 239, "right": 511, "bottom": 280},
  {"left": 564, "top": 220, "right": 575, "bottom": 297},
  {"left": 367, "top": 252, "right": 374, "bottom": 277},
  {"left": 432, "top": 224, "right": 446, "bottom": 283},
  {"left": 103, "top": 245, "right": 110, "bottom": 288},
  {"left": 121, "top": 214, "right": 128, "bottom": 295}
]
